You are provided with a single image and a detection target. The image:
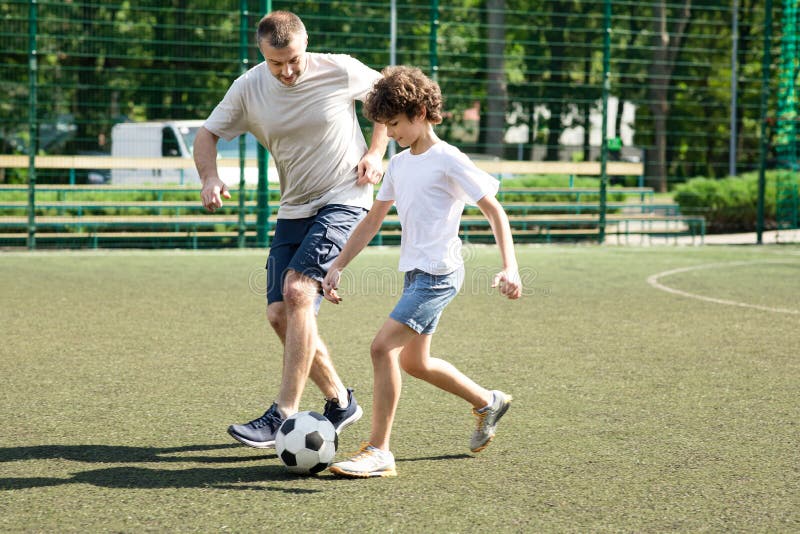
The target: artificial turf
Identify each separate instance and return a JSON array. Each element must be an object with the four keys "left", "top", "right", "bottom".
[{"left": 1, "top": 244, "right": 798, "bottom": 532}]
